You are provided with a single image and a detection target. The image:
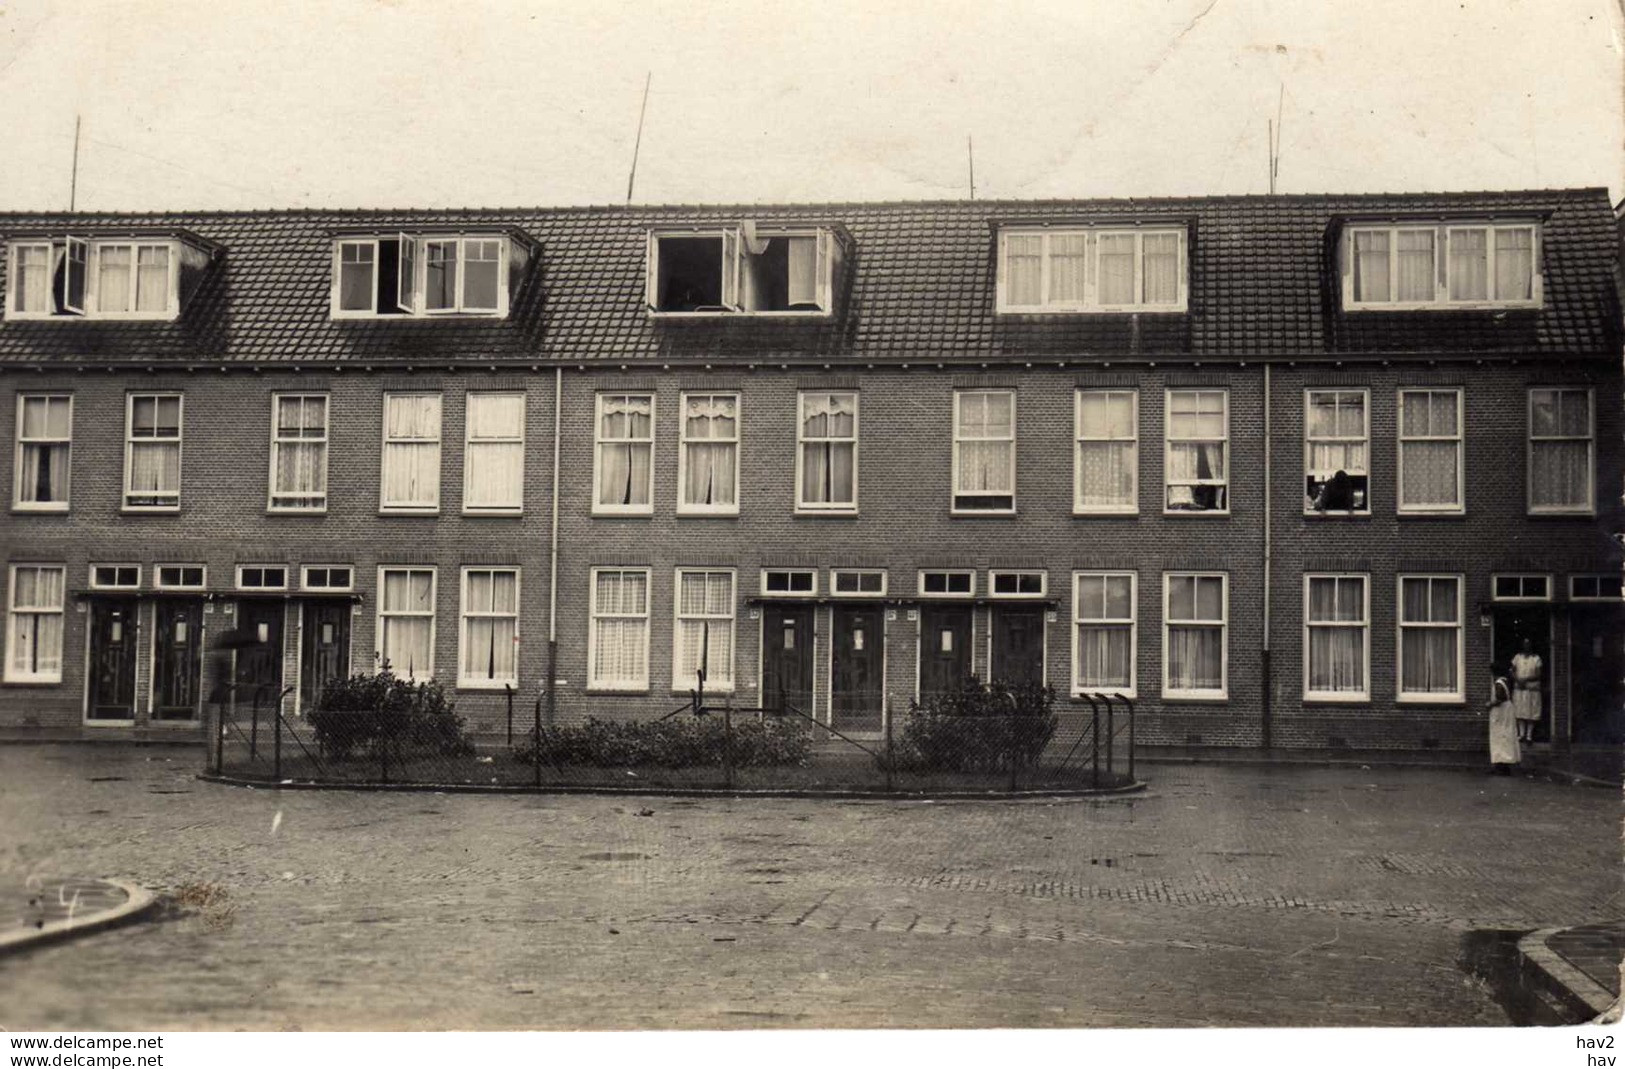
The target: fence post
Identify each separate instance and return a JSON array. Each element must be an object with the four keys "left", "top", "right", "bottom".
[
  {"left": 273, "top": 691, "right": 282, "bottom": 783},
  {"left": 884, "top": 709, "right": 894, "bottom": 793},
  {"left": 249, "top": 687, "right": 260, "bottom": 763},
  {"left": 533, "top": 691, "right": 543, "bottom": 789},
  {"left": 1091, "top": 701, "right": 1100, "bottom": 786},
  {"left": 378, "top": 695, "right": 388, "bottom": 785},
  {"left": 1105, "top": 695, "right": 1115, "bottom": 778},
  {"left": 722, "top": 705, "right": 734, "bottom": 792},
  {"left": 505, "top": 683, "right": 514, "bottom": 749},
  {"left": 213, "top": 696, "right": 225, "bottom": 775},
  {"left": 1125, "top": 695, "right": 1135, "bottom": 783}
]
